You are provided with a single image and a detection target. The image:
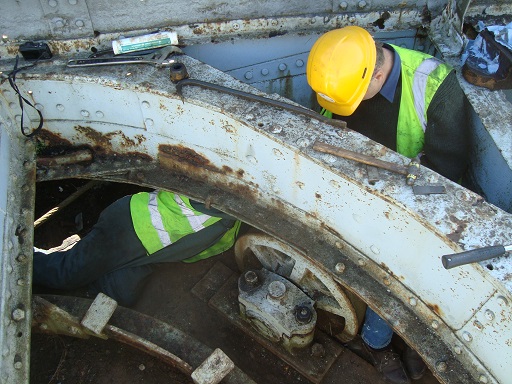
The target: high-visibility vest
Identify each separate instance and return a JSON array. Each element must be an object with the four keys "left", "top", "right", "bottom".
[
  {"left": 130, "top": 190, "right": 240, "bottom": 261},
  {"left": 321, "top": 45, "right": 452, "bottom": 157}
]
